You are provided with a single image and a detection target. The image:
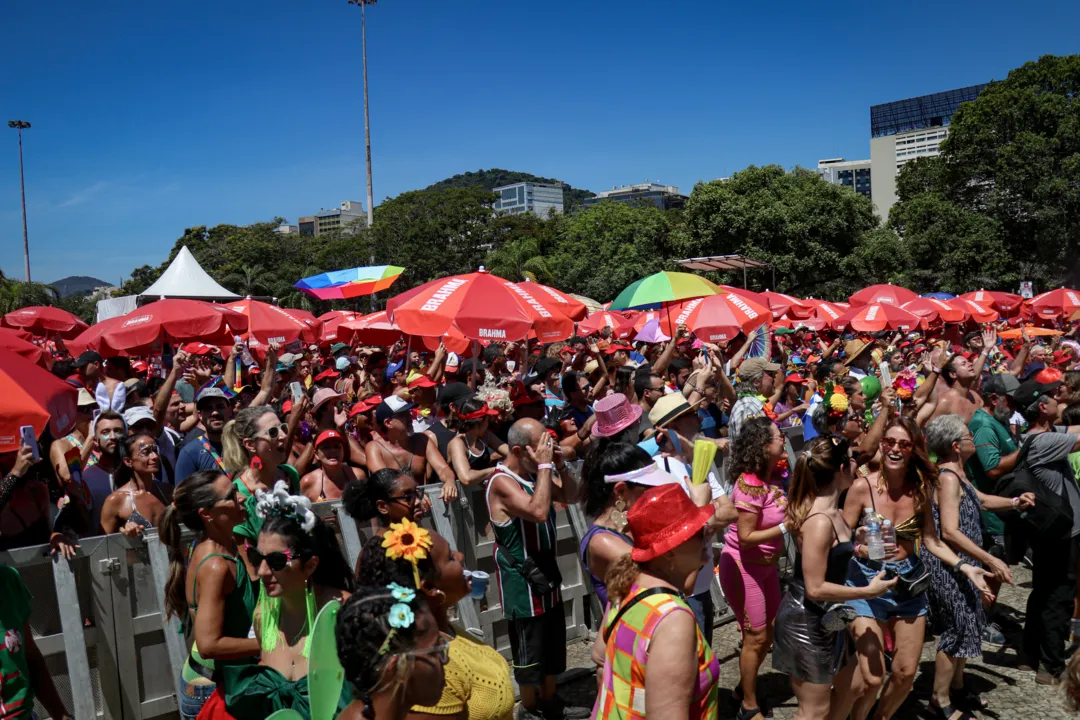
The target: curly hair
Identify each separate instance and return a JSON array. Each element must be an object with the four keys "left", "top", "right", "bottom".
[
  {"left": 336, "top": 586, "right": 425, "bottom": 720},
  {"left": 342, "top": 469, "right": 407, "bottom": 525},
  {"left": 356, "top": 534, "right": 439, "bottom": 589},
  {"left": 878, "top": 416, "right": 937, "bottom": 513},
  {"left": 728, "top": 416, "right": 776, "bottom": 485}
]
